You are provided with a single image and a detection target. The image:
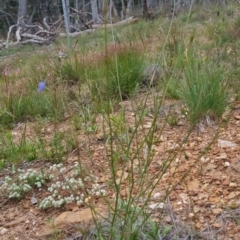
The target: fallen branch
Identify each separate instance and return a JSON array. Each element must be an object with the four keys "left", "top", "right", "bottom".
[
  {"left": 3, "top": 16, "right": 64, "bottom": 48},
  {"left": 3, "top": 16, "right": 138, "bottom": 48},
  {"left": 6, "top": 24, "right": 17, "bottom": 47},
  {"left": 92, "top": 16, "right": 138, "bottom": 29},
  {"left": 6, "top": 39, "right": 50, "bottom": 47},
  {"left": 59, "top": 29, "right": 95, "bottom": 37},
  {"left": 21, "top": 33, "right": 48, "bottom": 41},
  {"left": 59, "top": 17, "right": 138, "bottom": 38},
  {"left": 34, "top": 30, "right": 57, "bottom": 36}
]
